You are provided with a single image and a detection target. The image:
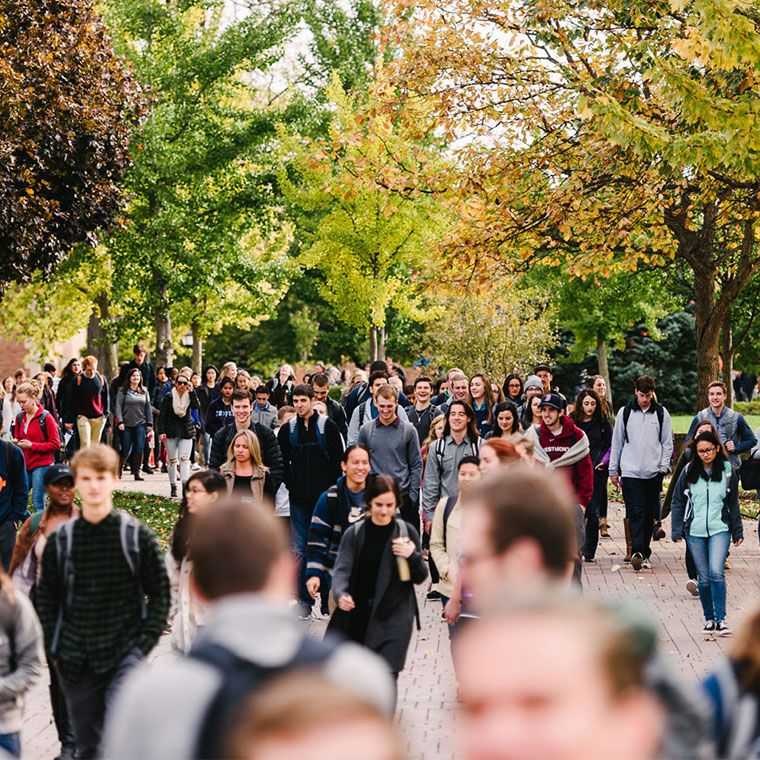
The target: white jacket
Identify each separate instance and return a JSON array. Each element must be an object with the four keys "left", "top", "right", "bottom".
[{"left": 166, "top": 554, "right": 208, "bottom": 654}]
